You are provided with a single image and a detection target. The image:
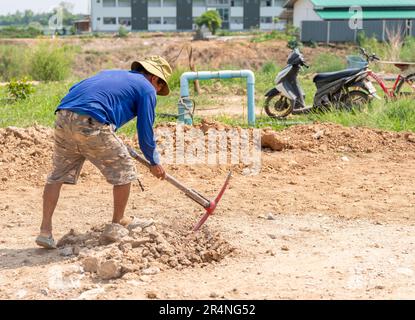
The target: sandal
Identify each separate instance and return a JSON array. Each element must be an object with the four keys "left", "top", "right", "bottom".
[
  {"left": 35, "top": 235, "right": 57, "bottom": 249},
  {"left": 125, "top": 217, "right": 154, "bottom": 230}
]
